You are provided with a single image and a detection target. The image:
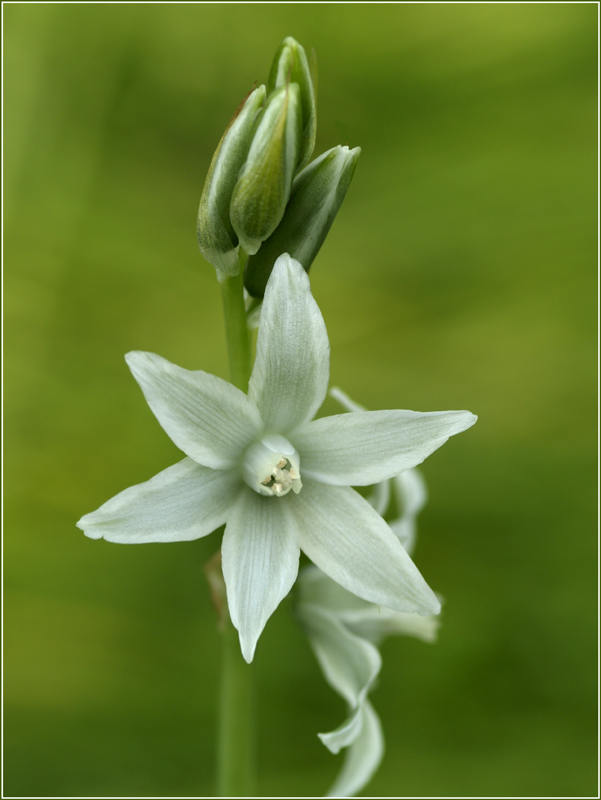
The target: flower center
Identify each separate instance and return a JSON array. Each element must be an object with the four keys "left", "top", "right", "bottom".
[{"left": 242, "top": 434, "right": 302, "bottom": 497}]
